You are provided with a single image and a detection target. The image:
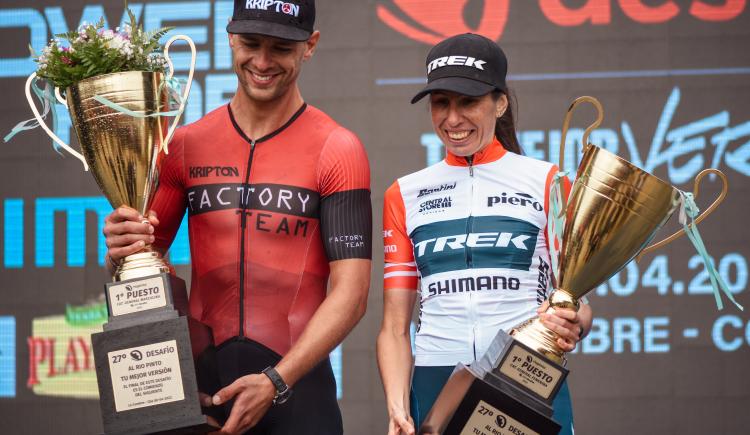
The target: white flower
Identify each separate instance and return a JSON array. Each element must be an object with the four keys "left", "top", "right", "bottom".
[{"left": 105, "top": 34, "right": 135, "bottom": 59}]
